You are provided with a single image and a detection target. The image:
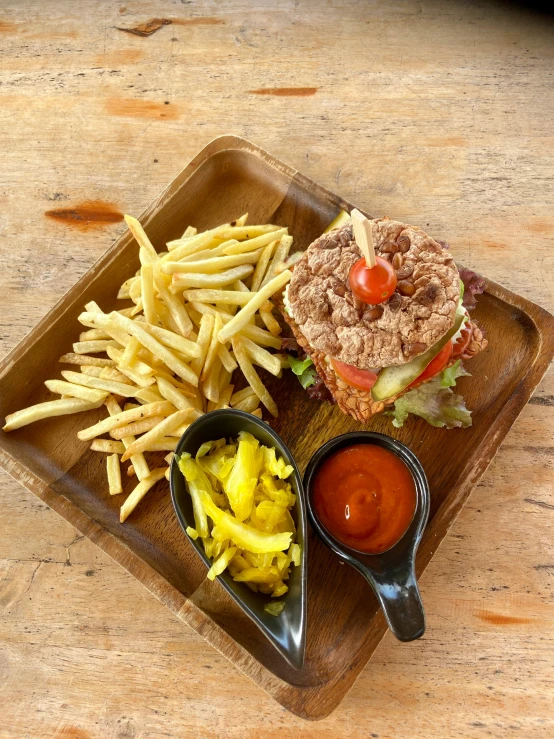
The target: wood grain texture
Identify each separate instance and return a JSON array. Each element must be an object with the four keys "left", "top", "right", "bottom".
[{"left": 1, "top": 0, "right": 553, "bottom": 735}]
